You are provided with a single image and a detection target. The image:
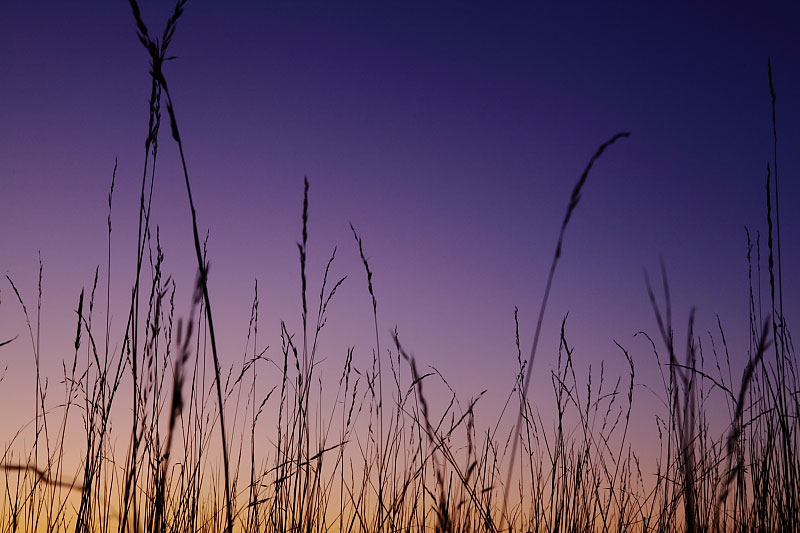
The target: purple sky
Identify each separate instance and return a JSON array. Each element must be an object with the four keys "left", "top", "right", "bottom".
[{"left": 1, "top": 2, "right": 799, "bottom": 448}]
